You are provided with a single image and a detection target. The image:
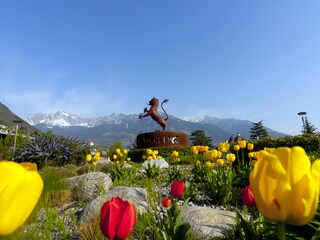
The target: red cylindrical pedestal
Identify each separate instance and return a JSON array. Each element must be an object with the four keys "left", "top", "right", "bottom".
[{"left": 136, "top": 131, "right": 189, "bottom": 149}]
